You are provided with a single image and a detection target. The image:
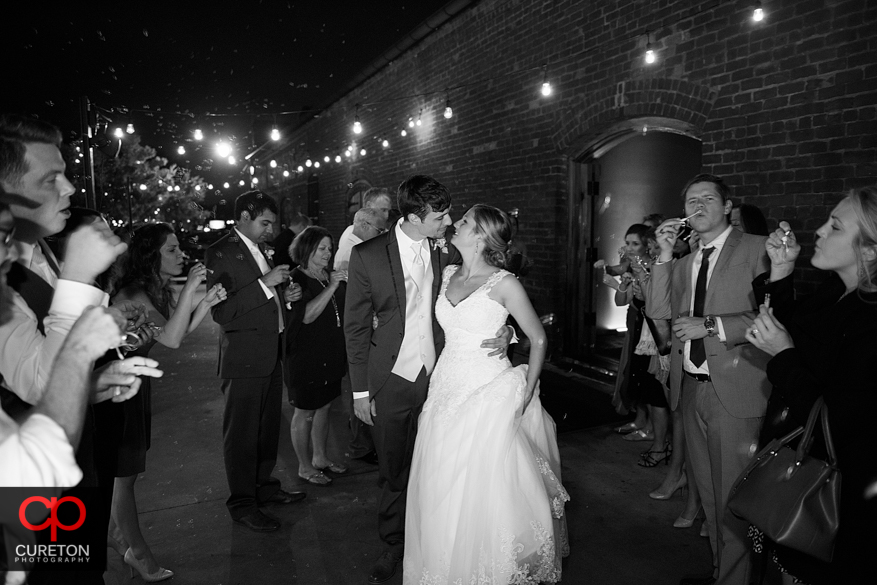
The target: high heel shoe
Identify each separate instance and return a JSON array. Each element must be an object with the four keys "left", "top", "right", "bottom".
[
  {"left": 673, "top": 507, "right": 702, "bottom": 528},
  {"left": 649, "top": 474, "right": 687, "bottom": 500},
  {"left": 638, "top": 445, "right": 671, "bottom": 467},
  {"left": 614, "top": 421, "right": 643, "bottom": 434},
  {"left": 124, "top": 548, "right": 174, "bottom": 582}
]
